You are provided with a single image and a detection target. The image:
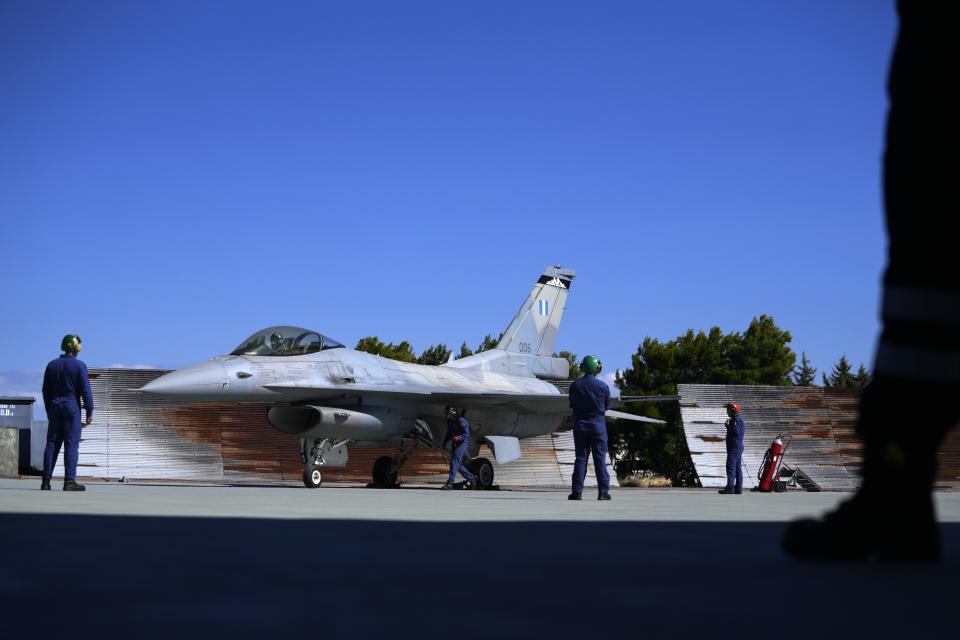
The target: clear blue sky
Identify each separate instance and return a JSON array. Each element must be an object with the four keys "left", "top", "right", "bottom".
[{"left": 1, "top": 1, "right": 896, "bottom": 412}]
